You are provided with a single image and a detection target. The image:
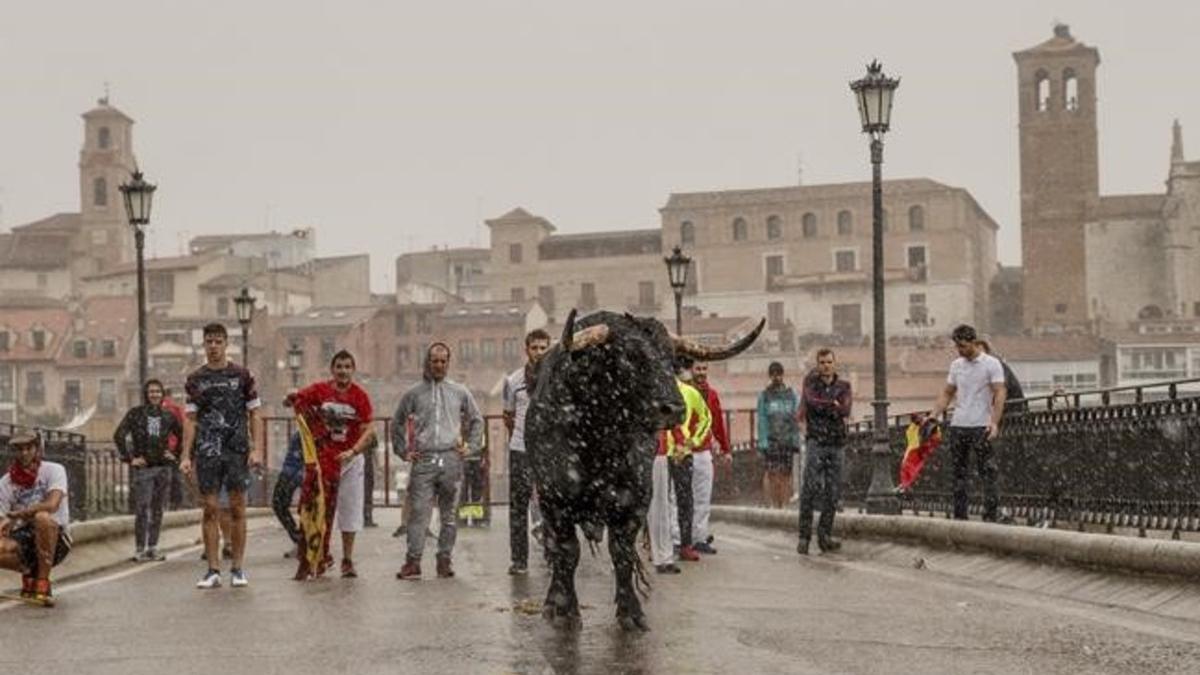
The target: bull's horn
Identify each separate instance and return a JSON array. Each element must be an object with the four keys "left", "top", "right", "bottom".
[
  {"left": 568, "top": 324, "right": 610, "bottom": 352},
  {"left": 673, "top": 318, "right": 766, "bottom": 361},
  {"left": 561, "top": 309, "right": 577, "bottom": 350}
]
